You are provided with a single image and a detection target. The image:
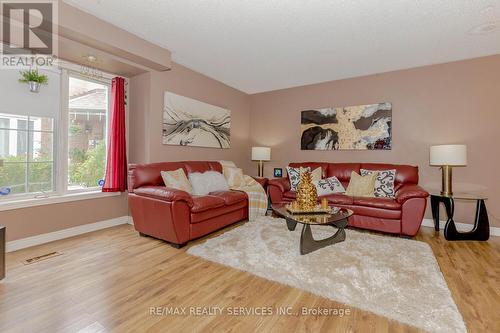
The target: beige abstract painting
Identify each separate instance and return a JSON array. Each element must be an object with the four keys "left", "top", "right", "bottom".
[{"left": 301, "top": 102, "right": 392, "bottom": 150}]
